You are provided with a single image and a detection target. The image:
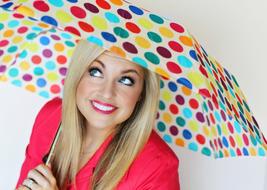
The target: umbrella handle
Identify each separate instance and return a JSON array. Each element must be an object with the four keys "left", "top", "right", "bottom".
[{"left": 42, "top": 122, "right": 62, "bottom": 165}]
